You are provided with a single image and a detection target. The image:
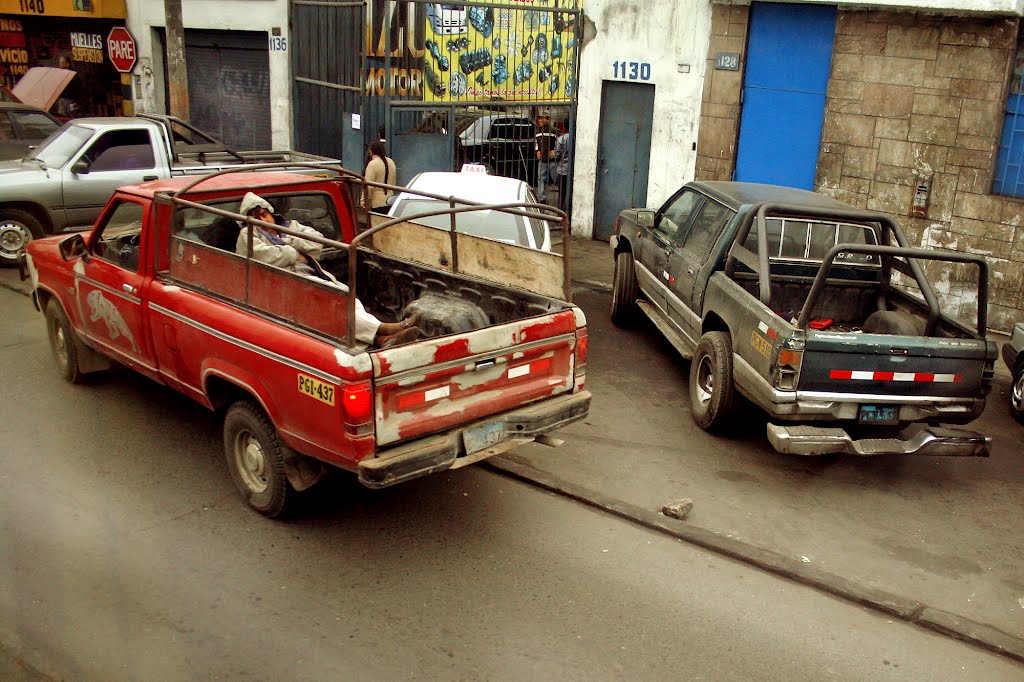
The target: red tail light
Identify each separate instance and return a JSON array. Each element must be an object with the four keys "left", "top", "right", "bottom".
[
  {"left": 342, "top": 381, "right": 373, "bottom": 436},
  {"left": 574, "top": 328, "right": 588, "bottom": 390}
]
